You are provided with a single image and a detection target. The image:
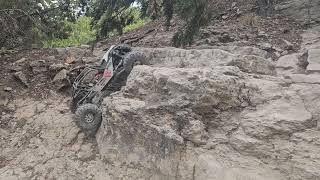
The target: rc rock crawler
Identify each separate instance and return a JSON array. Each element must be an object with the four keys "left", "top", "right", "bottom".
[{"left": 70, "top": 44, "right": 147, "bottom": 134}]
